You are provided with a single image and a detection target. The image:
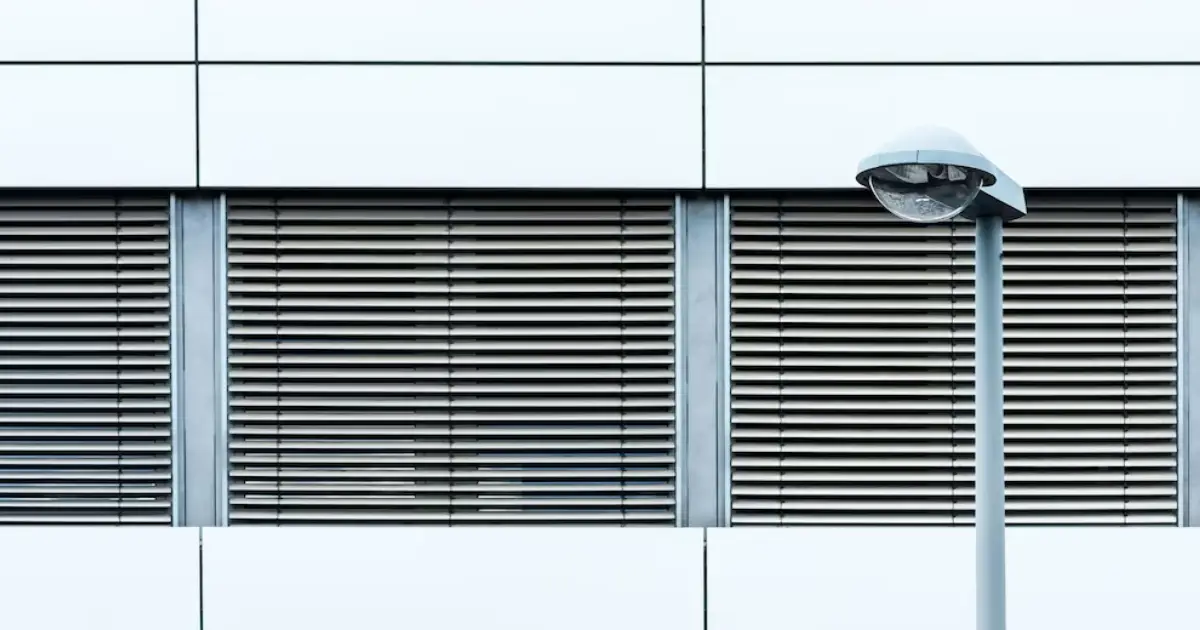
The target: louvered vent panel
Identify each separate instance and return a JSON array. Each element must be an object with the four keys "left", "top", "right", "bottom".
[
  {"left": 730, "top": 192, "right": 1178, "bottom": 525},
  {"left": 0, "top": 196, "right": 173, "bottom": 524},
  {"left": 226, "top": 196, "right": 677, "bottom": 525}
]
